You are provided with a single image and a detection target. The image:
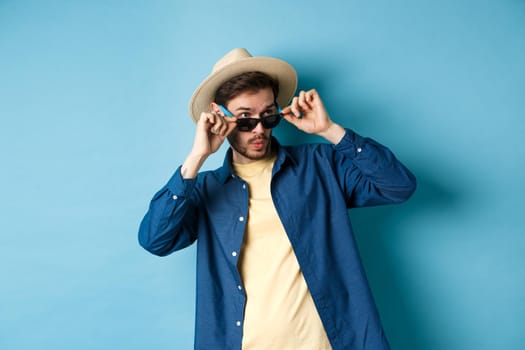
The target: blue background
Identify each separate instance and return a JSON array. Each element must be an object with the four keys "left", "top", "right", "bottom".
[{"left": 1, "top": 1, "right": 524, "bottom": 349}]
